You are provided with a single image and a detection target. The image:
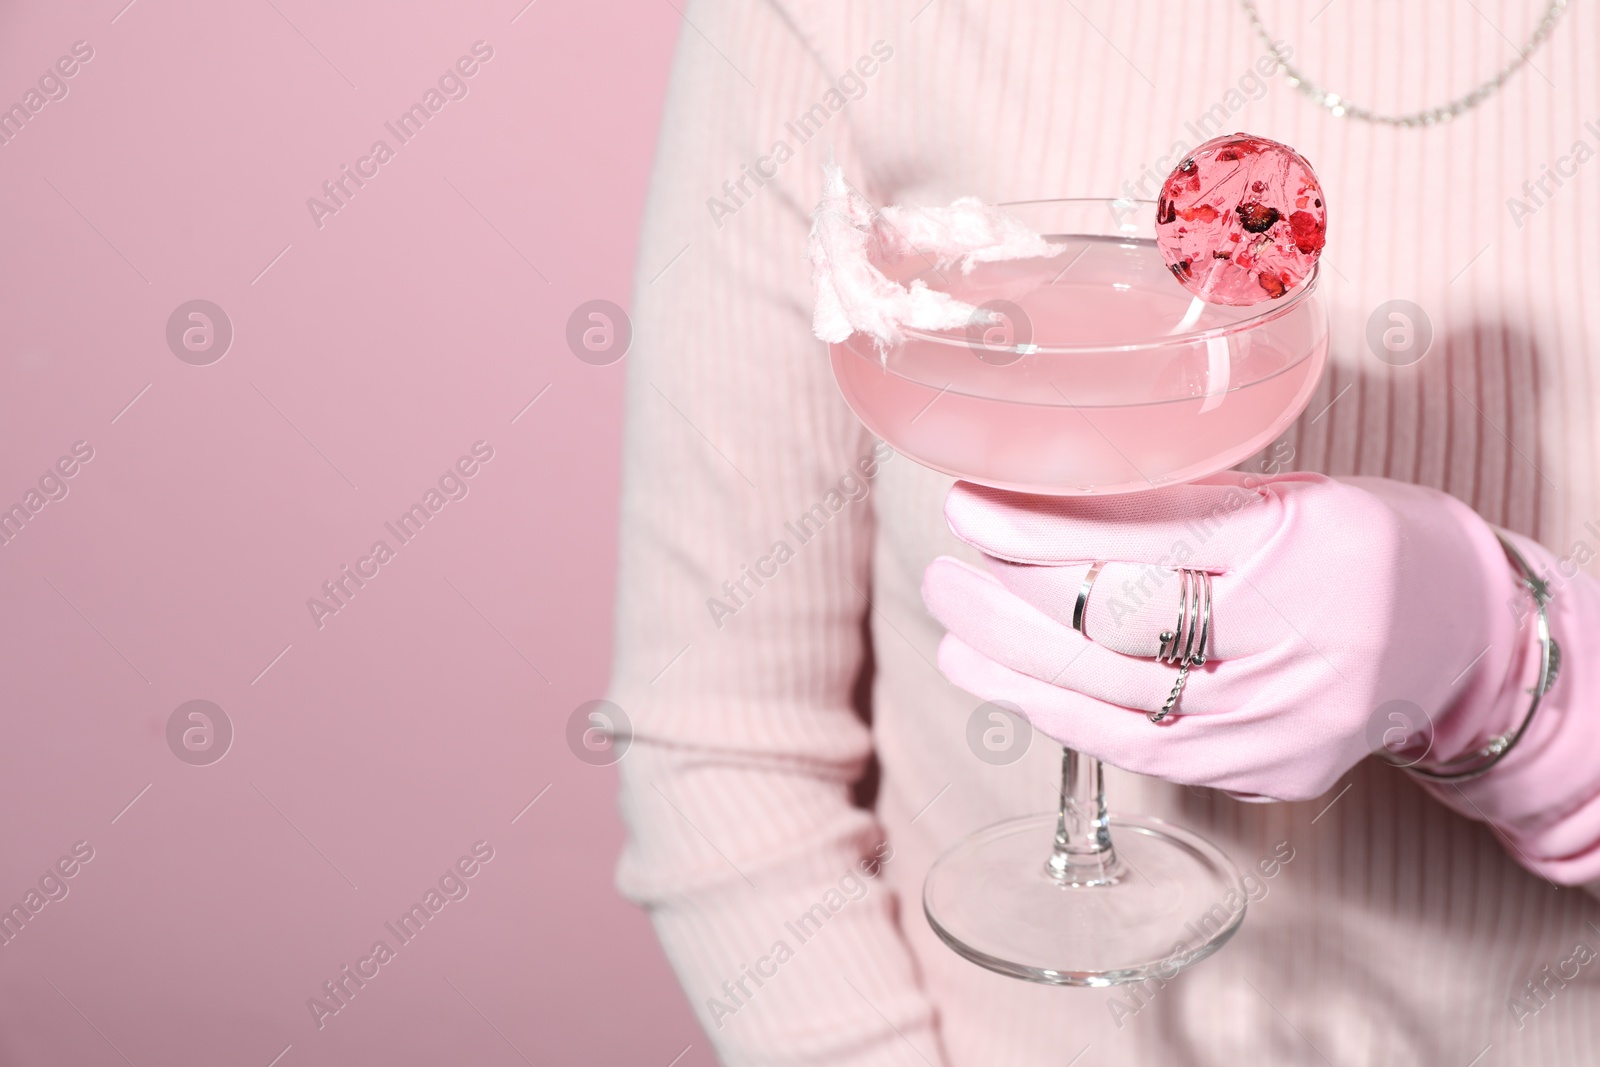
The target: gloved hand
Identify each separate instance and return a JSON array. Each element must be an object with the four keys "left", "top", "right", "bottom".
[{"left": 922, "top": 471, "right": 1538, "bottom": 802}]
